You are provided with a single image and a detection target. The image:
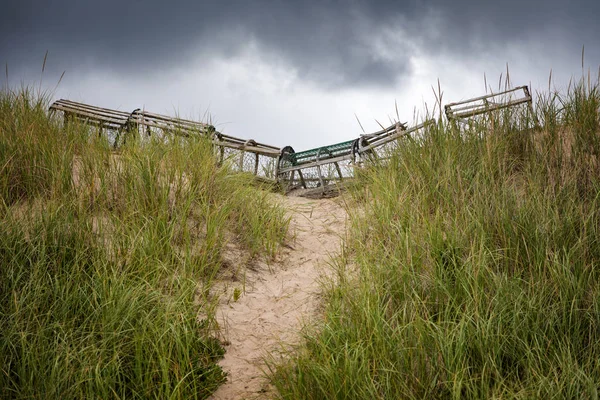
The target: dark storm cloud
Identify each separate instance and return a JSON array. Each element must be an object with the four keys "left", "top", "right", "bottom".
[
  {"left": 1, "top": 0, "right": 414, "bottom": 88},
  {"left": 2, "top": 0, "right": 599, "bottom": 88}
]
